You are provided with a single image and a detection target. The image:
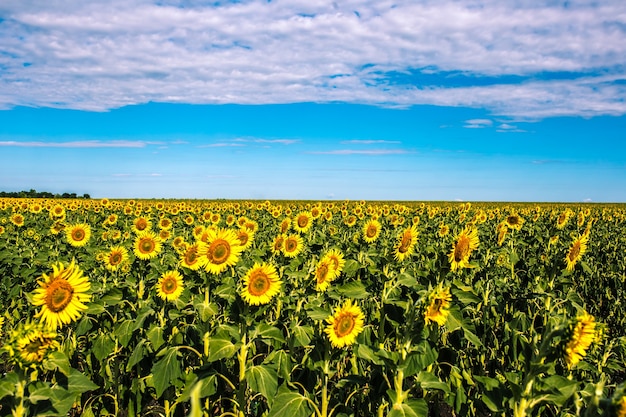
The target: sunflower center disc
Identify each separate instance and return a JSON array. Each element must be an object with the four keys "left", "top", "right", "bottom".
[
  {"left": 72, "top": 230, "right": 85, "bottom": 241},
  {"left": 210, "top": 240, "right": 229, "bottom": 264},
  {"left": 162, "top": 277, "right": 177, "bottom": 294},
  {"left": 110, "top": 253, "right": 122, "bottom": 265},
  {"left": 569, "top": 242, "right": 581, "bottom": 261},
  {"left": 46, "top": 279, "right": 74, "bottom": 312},
  {"left": 140, "top": 238, "right": 155, "bottom": 253},
  {"left": 366, "top": 226, "right": 377, "bottom": 238},
  {"left": 317, "top": 265, "right": 329, "bottom": 284},
  {"left": 249, "top": 272, "right": 270, "bottom": 296},
  {"left": 454, "top": 236, "right": 470, "bottom": 262},
  {"left": 335, "top": 314, "right": 356, "bottom": 337}
]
